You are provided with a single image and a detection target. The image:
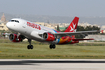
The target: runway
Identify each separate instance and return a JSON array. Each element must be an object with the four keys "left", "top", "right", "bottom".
[{"left": 0, "top": 59, "right": 105, "bottom": 70}]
